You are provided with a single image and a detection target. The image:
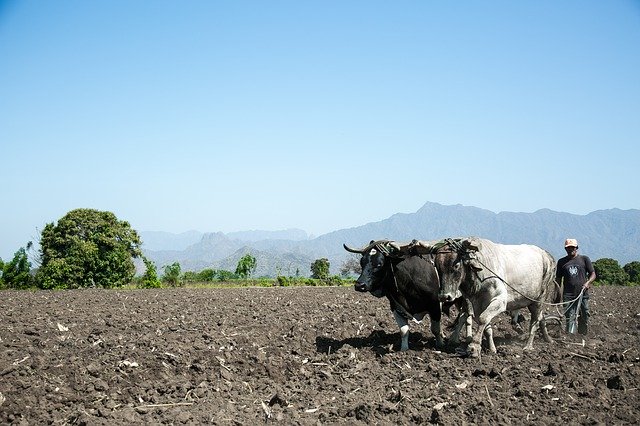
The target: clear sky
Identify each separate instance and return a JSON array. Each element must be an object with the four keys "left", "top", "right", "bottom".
[{"left": 1, "top": 1, "right": 639, "bottom": 260}]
